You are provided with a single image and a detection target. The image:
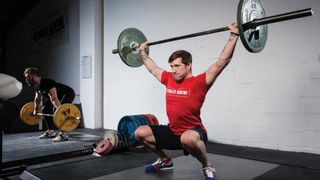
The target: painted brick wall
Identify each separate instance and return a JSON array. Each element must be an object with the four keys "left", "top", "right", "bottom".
[{"left": 104, "top": 0, "right": 320, "bottom": 154}]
